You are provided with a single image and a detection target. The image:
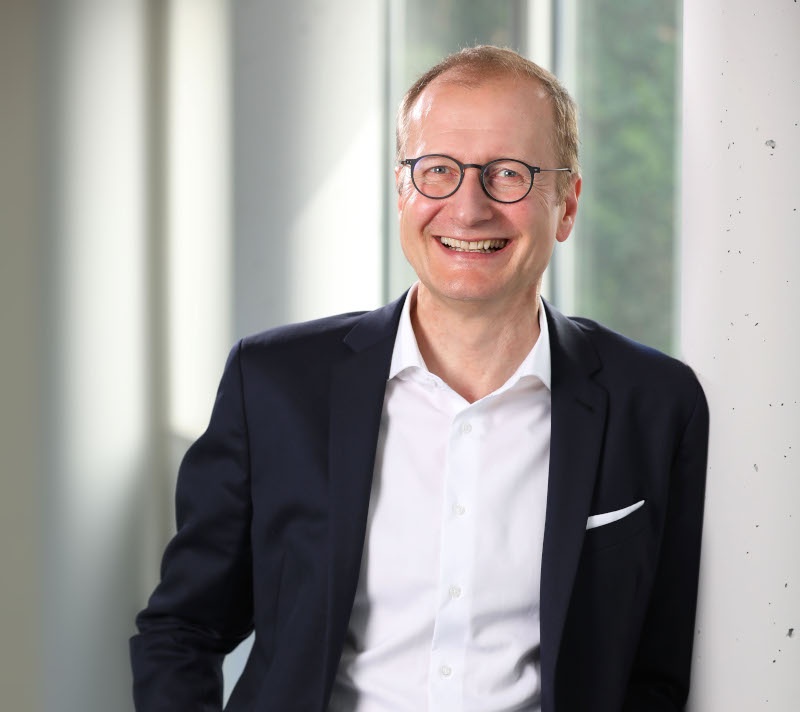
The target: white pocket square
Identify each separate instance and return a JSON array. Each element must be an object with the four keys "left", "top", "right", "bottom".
[{"left": 586, "top": 500, "right": 645, "bottom": 530}]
